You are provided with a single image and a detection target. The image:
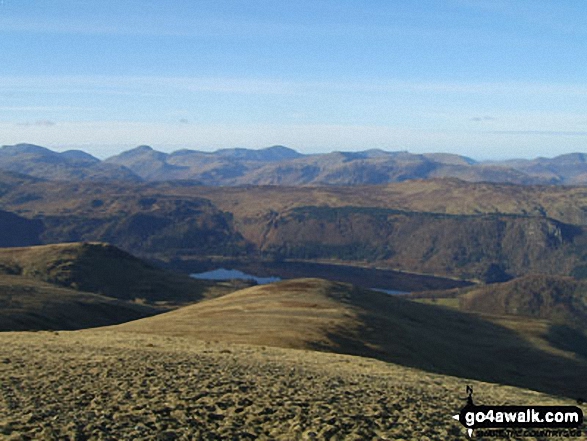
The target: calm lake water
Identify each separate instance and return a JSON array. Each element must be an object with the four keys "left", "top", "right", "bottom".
[
  {"left": 179, "top": 260, "right": 470, "bottom": 293},
  {"left": 191, "top": 268, "right": 281, "bottom": 285},
  {"left": 191, "top": 268, "right": 407, "bottom": 294},
  {"left": 371, "top": 288, "right": 408, "bottom": 295}
]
